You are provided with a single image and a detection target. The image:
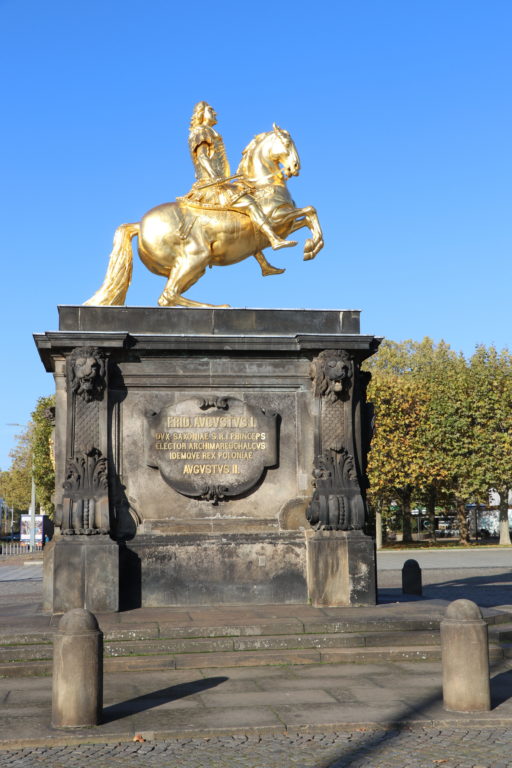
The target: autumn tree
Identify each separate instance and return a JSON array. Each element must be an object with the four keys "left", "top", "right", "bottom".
[
  {"left": 366, "top": 338, "right": 512, "bottom": 546},
  {"left": 31, "top": 396, "right": 56, "bottom": 517},
  {"left": 0, "top": 426, "right": 32, "bottom": 511},
  {"left": 365, "top": 341, "right": 430, "bottom": 542},
  {"left": 0, "top": 395, "right": 56, "bottom": 520},
  {"left": 466, "top": 346, "right": 512, "bottom": 545},
  {"left": 416, "top": 345, "right": 474, "bottom": 543}
]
